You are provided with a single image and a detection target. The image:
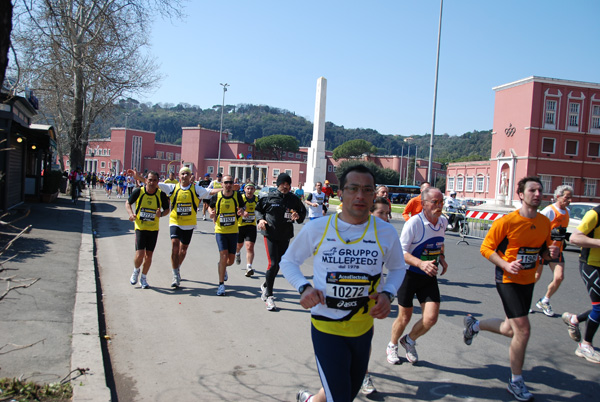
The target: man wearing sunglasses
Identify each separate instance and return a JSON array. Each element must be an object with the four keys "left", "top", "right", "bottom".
[{"left": 209, "top": 175, "right": 247, "bottom": 296}]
